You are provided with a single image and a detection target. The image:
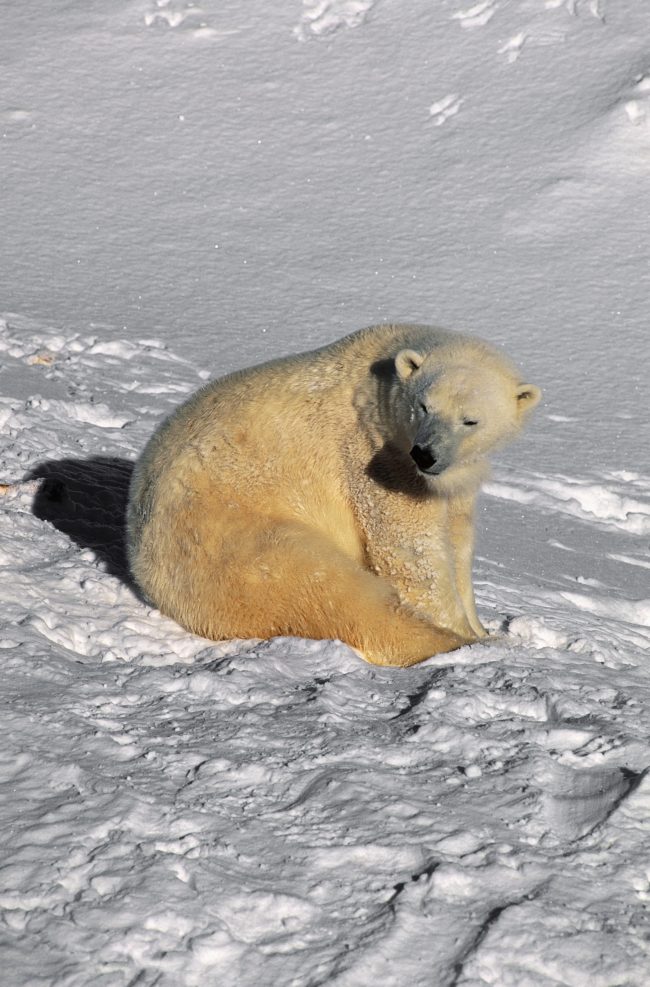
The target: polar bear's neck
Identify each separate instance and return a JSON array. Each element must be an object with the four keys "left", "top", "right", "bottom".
[{"left": 424, "top": 459, "right": 490, "bottom": 497}]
